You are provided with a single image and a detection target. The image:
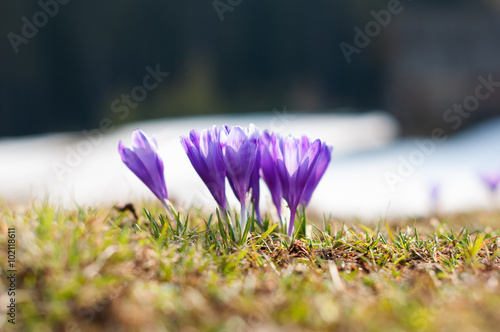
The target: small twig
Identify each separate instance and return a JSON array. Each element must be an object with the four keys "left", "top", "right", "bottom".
[{"left": 115, "top": 203, "right": 138, "bottom": 221}]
